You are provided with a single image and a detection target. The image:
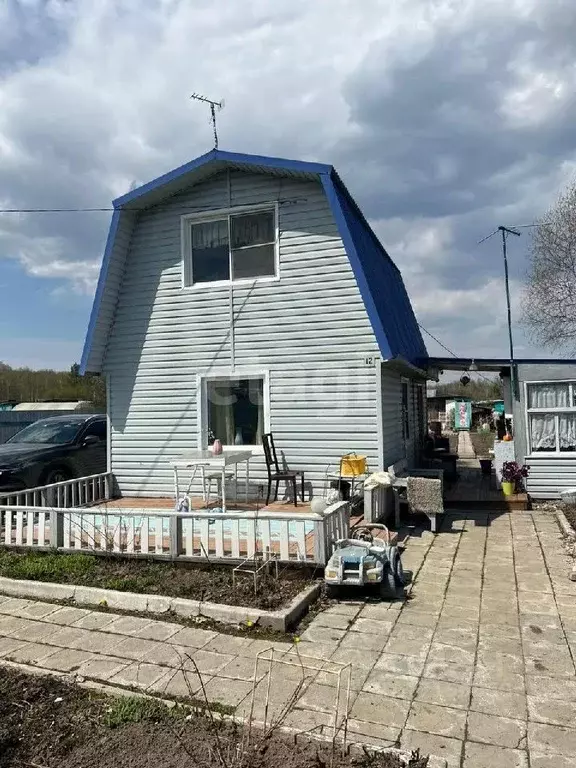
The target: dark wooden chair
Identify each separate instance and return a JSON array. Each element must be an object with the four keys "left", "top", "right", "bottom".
[{"left": 262, "top": 432, "right": 305, "bottom": 506}]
